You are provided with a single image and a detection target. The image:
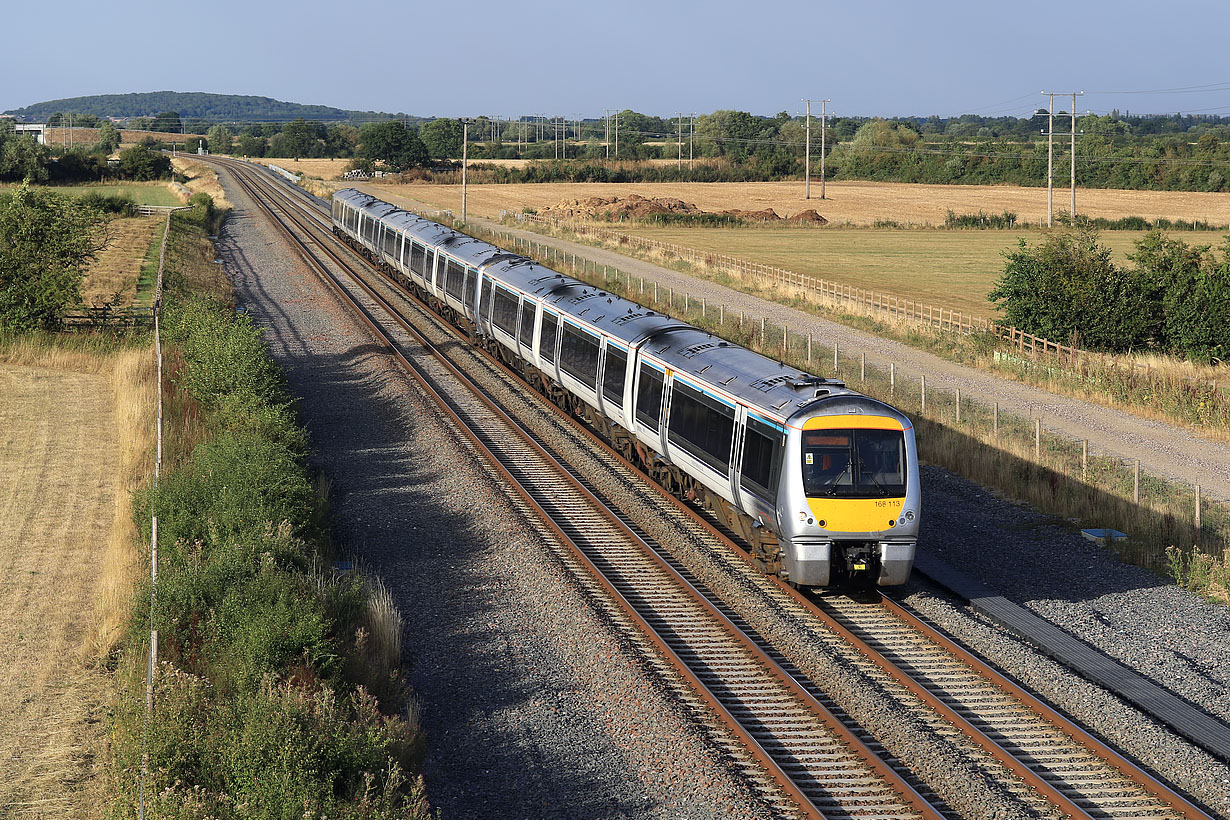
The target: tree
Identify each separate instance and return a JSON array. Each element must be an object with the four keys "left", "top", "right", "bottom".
[
  {"left": 151, "top": 111, "right": 183, "bottom": 133},
  {"left": 236, "top": 132, "right": 267, "bottom": 157},
  {"left": 279, "top": 118, "right": 319, "bottom": 158},
  {"left": 0, "top": 131, "right": 52, "bottom": 182},
  {"left": 359, "top": 121, "right": 428, "bottom": 171},
  {"left": 0, "top": 183, "right": 108, "bottom": 331},
  {"left": 989, "top": 226, "right": 1155, "bottom": 352},
  {"left": 420, "top": 118, "right": 463, "bottom": 158},
  {"left": 96, "top": 120, "right": 121, "bottom": 153},
  {"left": 1131, "top": 231, "right": 1230, "bottom": 361},
  {"left": 207, "top": 124, "right": 233, "bottom": 155},
  {"left": 117, "top": 144, "right": 171, "bottom": 180}
]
